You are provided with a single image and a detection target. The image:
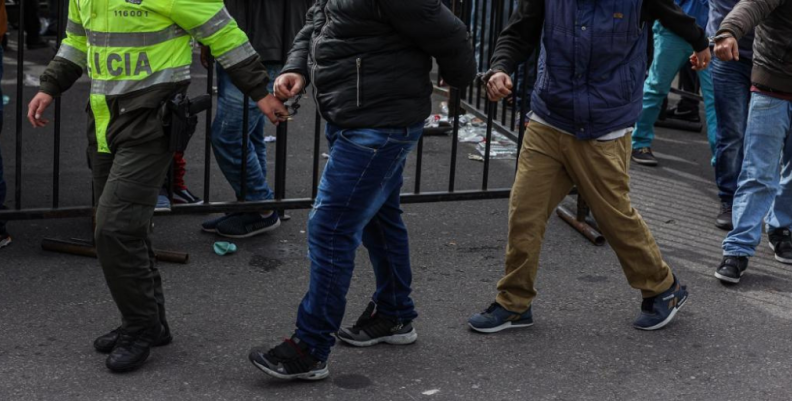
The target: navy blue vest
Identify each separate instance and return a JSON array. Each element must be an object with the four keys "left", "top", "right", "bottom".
[{"left": 531, "top": 0, "right": 648, "bottom": 140}]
